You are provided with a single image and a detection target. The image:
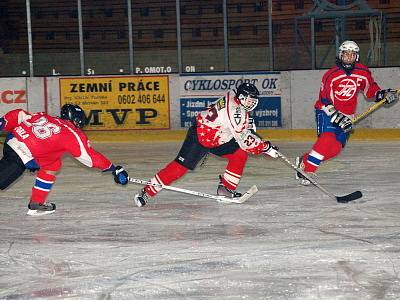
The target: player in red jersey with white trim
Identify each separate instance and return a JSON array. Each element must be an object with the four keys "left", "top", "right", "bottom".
[
  {"left": 0, "top": 104, "right": 129, "bottom": 216},
  {"left": 133, "top": 82, "right": 279, "bottom": 207},
  {"left": 296, "top": 40, "right": 398, "bottom": 185}
]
